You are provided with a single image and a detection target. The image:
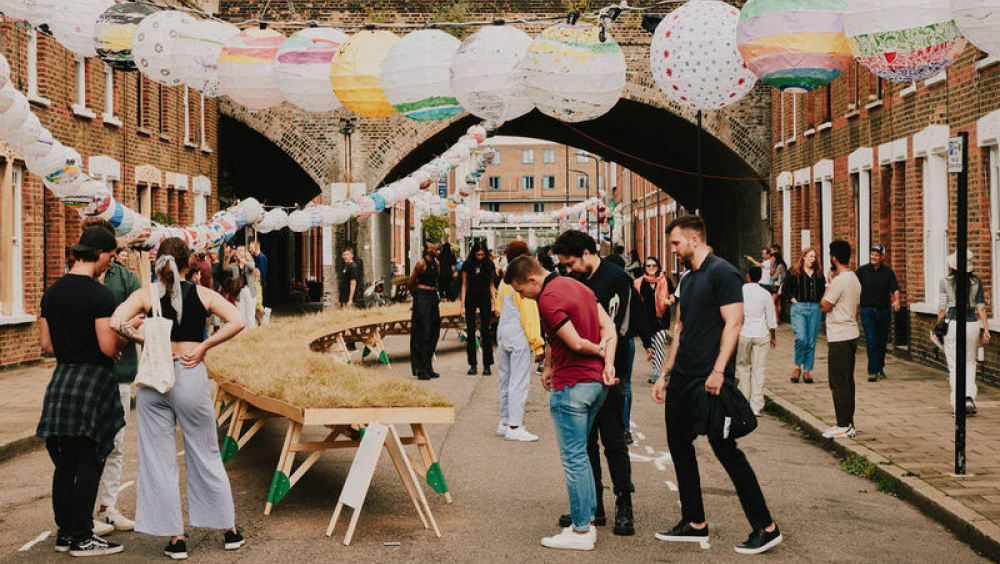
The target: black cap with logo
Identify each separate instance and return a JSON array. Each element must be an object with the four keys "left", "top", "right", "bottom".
[{"left": 71, "top": 226, "right": 117, "bottom": 253}]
